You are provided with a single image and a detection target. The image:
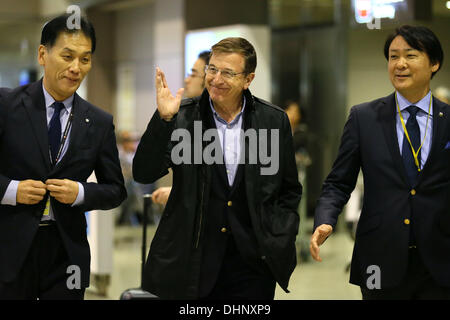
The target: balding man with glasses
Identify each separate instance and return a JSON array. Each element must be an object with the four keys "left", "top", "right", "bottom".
[{"left": 133, "top": 37, "right": 302, "bottom": 299}]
